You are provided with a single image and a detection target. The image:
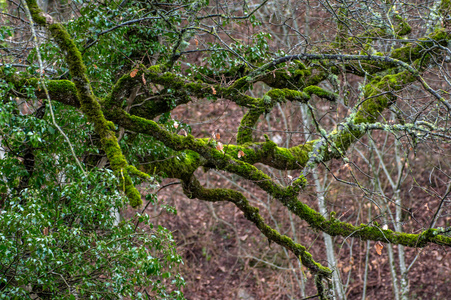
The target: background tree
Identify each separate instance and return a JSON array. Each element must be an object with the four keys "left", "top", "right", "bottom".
[{"left": 1, "top": 0, "right": 451, "bottom": 299}]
